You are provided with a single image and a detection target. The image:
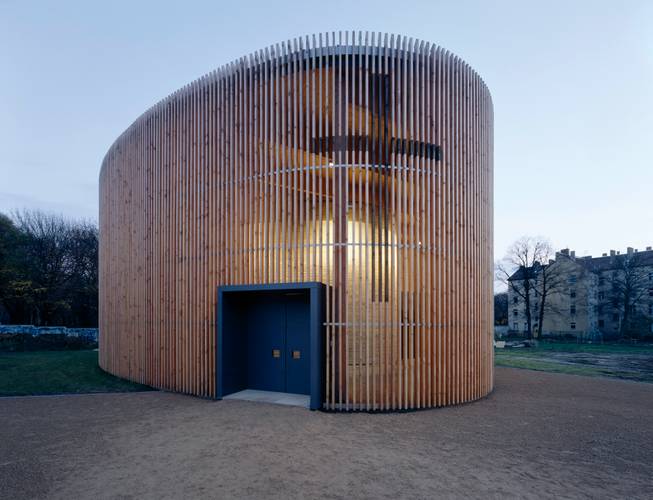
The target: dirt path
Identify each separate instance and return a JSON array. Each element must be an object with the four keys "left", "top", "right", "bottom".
[
  {"left": 501, "top": 351, "right": 653, "bottom": 381},
  {"left": 1, "top": 368, "right": 652, "bottom": 499},
  {"left": 542, "top": 352, "right": 653, "bottom": 374}
]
